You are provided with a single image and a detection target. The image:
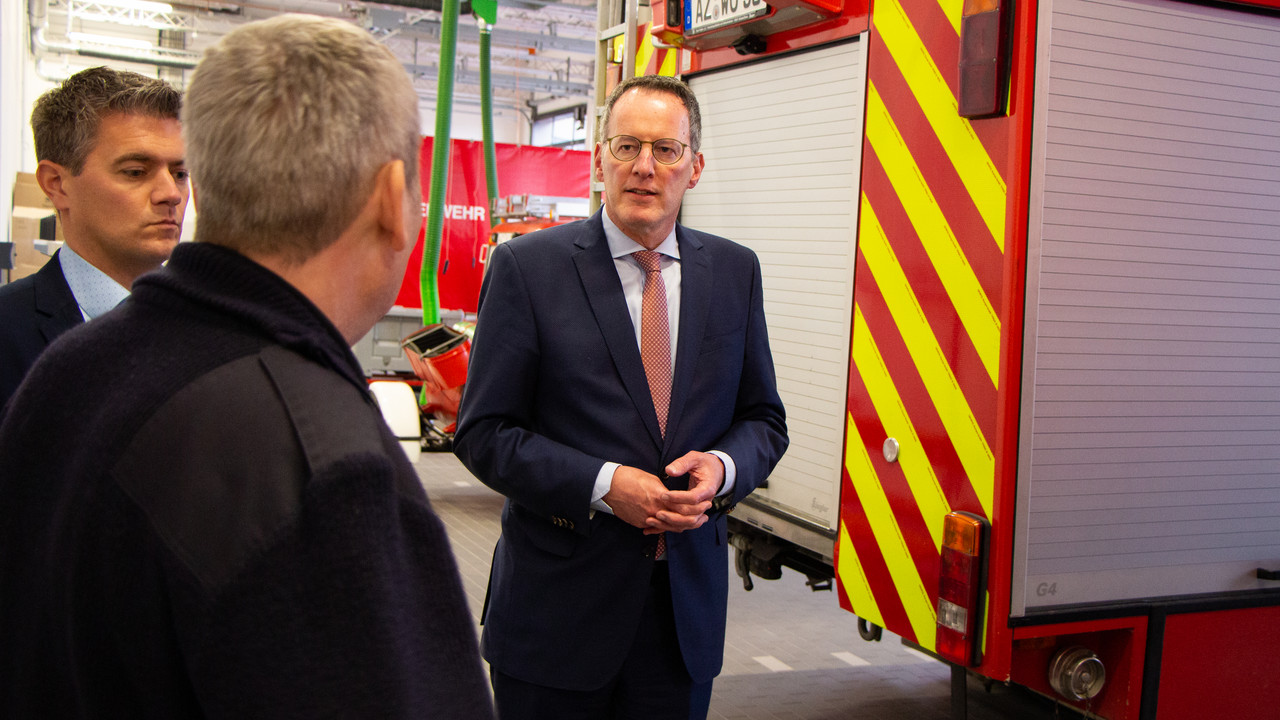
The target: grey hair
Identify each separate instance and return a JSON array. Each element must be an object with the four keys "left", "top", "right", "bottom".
[
  {"left": 183, "top": 14, "right": 421, "bottom": 262},
  {"left": 600, "top": 75, "right": 702, "bottom": 154},
  {"left": 31, "top": 66, "right": 181, "bottom": 174}
]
